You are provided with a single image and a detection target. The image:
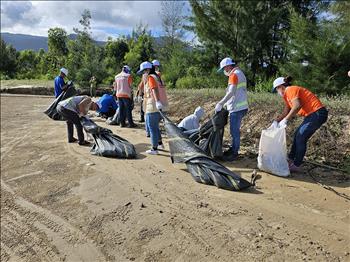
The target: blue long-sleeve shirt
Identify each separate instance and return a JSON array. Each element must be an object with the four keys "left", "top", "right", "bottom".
[
  {"left": 54, "top": 75, "right": 65, "bottom": 97},
  {"left": 97, "top": 94, "right": 118, "bottom": 113}
]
